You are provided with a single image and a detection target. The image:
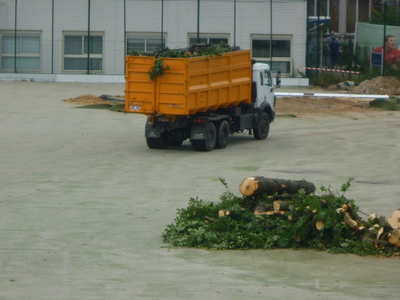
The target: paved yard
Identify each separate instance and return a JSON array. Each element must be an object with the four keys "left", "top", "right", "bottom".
[{"left": 0, "top": 81, "right": 399, "bottom": 300}]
